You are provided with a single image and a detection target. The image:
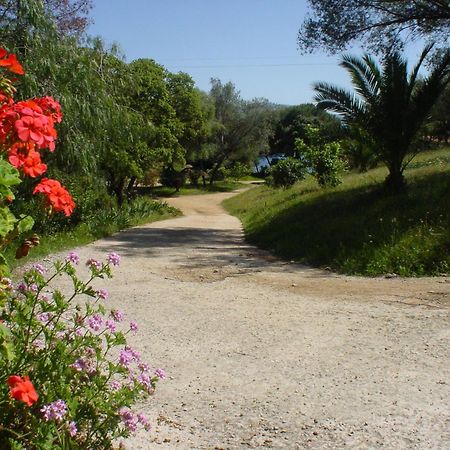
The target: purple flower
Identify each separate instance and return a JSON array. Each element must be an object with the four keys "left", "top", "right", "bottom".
[
  {"left": 107, "top": 252, "right": 121, "bottom": 266},
  {"left": 66, "top": 251, "right": 80, "bottom": 265},
  {"left": 125, "top": 346, "right": 140, "bottom": 362},
  {"left": 70, "top": 358, "right": 88, "bottom": 372},
  {"left": 154, "top": 368, "right": 166, "bottom": 380},
  {"left": 138, "top": 362, "right": 150, "bottom": 372},
  {"left": 32, "top": 263, "right": 46, "bottom": 275},
  {"left": 39, "top": 294, "right": 50, "bottom": 304},
  {"left": 32, "top": 339, "right": 45, "bottom": 351},
  {"left": 138, "top": 373, "right": 152, "bottom": 390},
  {"left": 68, "top": 421, "right": 78, "bottom": 437},
  {"left": 110, "top": 380, "right": 121, "bottom": 391},
  {"left": 105, "top": 319, "right": 116, "bottom": 333},
  {"left": 137, "top": 413, "right": 151, "bottom": 431},
  {"left": 129, "top": 321, "right": 138, "bottom": 333},
  {"left": 29, "top": 283, "right": 38, "bottom": 293},
  {"left": 87, "top": 314, "right": 103, "bottom": 332},
  {"left": 96, "top": 288, "right": 109, "bottom": 300},
  {"left": 17, "top": 282, "right": 27, "bottom": 293},
  {"left": 86, "top": 258, "right": 101, "bottom": 270},
  {"left": 119, "top": 350, "right": 133, "bottom": 367},
  {"left": 41, "top": 399, "right": 67, "bottom": 422},
  {"left": 55, "top": 331, "right": 66, "bottom": 340},
  {"left": 111, "top": 309, "right": 124, "bottom": 322},
  {"left": 119, "top": 408, "right": 137, "bottom": 432},
  {"left": 37, "top": 312, "right": 53, "bottom": 323}
]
